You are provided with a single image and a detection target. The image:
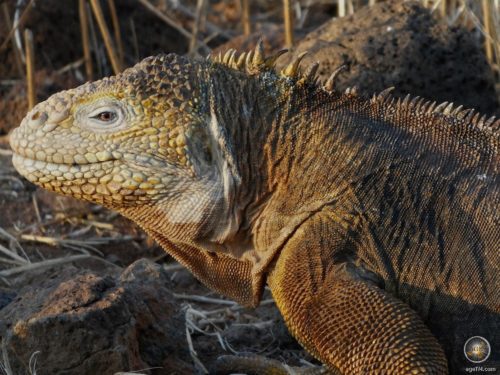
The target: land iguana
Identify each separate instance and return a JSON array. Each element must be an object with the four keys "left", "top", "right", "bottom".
[{"left": 9, "top": 43, "right": 499, "bottom": 374}]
